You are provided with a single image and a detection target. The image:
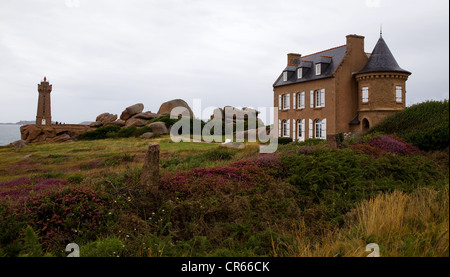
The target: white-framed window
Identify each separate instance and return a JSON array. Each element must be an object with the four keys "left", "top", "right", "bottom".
[
  {"left": 396, "top": 86, "right": 402, "bottom": 102},
  {"left": 297, "top": 68, "right": 303, "bottom": 79},
  {"left": 297, "top": 119, "right": 305, "bottom": 142},
  {"left": 314, "top": 118, "right": 327, "bottom": 139},
  {"left": 283, "top": 71, "right": 288, "bottom": 82},
  {"left": 315, "top": 119, "right": 322, "bottom": 139},
  {"left": 314, "top": 89, "right": 325, "bottom": 108},
  {"left": 283, "top": 94, "right": 290, "bottom": 110},
  {"left": 362, "top": 87, "right": 369, "bottom": 103},
  {"left": 282, "top": 120, "right": 289, "bottom": 137},
  {"left": 298, "top": 92, "right": 305, "bottom": 109},
  {"left": 315, "top": 63, "right": 321, "bottom": 75}
]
